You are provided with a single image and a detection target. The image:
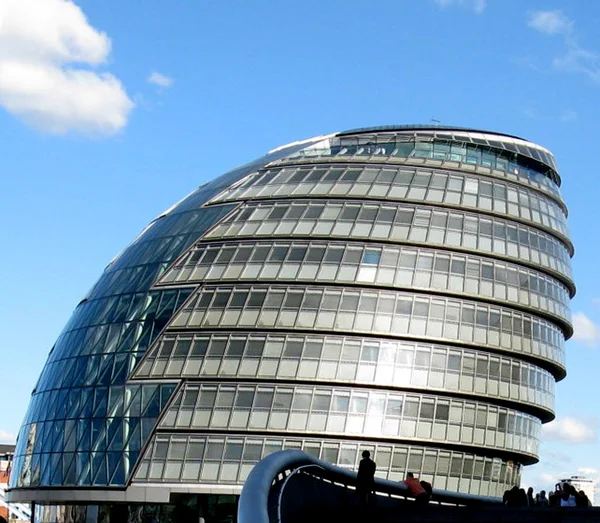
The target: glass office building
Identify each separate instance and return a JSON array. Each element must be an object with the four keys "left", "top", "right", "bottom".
[{"left": 8, "top": 126, "right": 574, "bottom": 521}]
